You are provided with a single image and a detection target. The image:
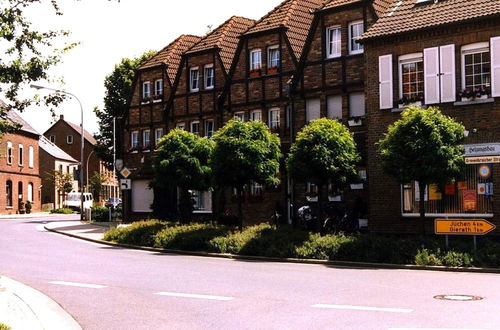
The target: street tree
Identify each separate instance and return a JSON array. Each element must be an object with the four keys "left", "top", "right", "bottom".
[
  {"left": 212, "top": 119, "right": 282, "bottom": 228},
  {"left": 287, "top": 118, "right": 359, "bottom": 230},
  {"left": 377, "top": 106, "right": 465, "bottom": 231},
  {"left": 93, "top": 51, "right": 155, "bottom": 164},
  {"left": 47, "top": 169, "right": 74, "bottom": 202},
  {"left": 89, "top": 171, "right": 108, "bottom": 202},
  {"left": 152, "top": 129, "right": 214, "bottom": 223}
]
